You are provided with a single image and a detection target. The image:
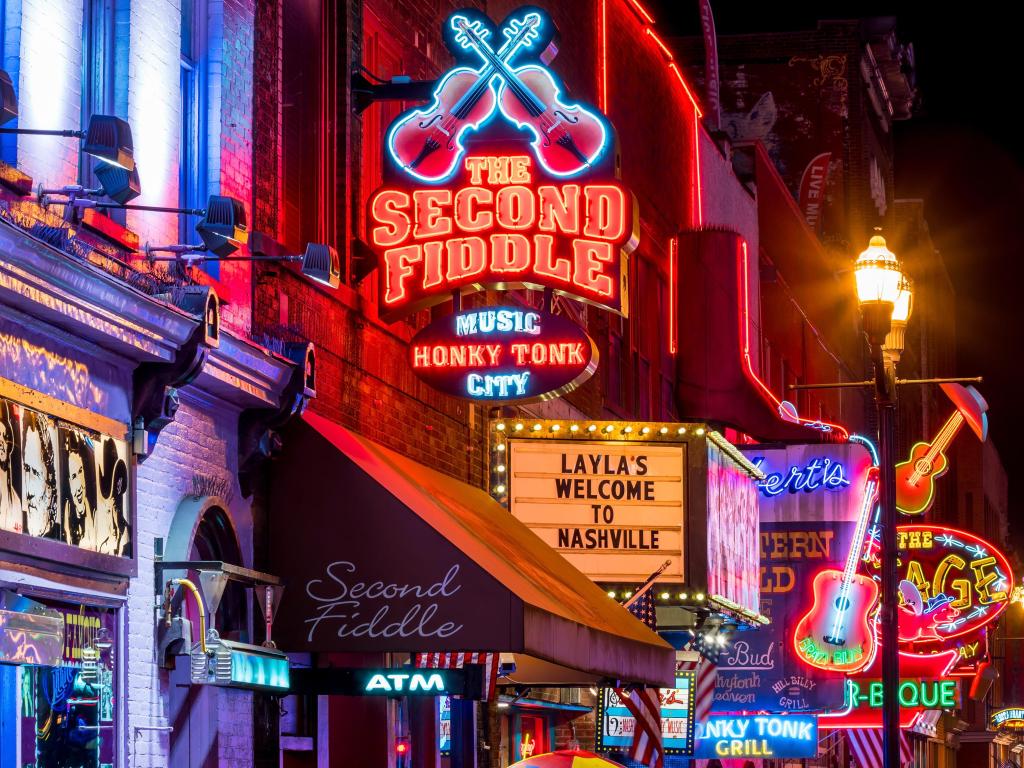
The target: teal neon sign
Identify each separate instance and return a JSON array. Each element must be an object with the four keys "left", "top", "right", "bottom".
[
  {"left": 364, "top": 671, "right": 447, "bottom": 694},
  {"left": 847, "top": 679, "right": 957, "bottom": 709},
  {"left": 230, "top": 650, "right": 290, "bottom": 691}
]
